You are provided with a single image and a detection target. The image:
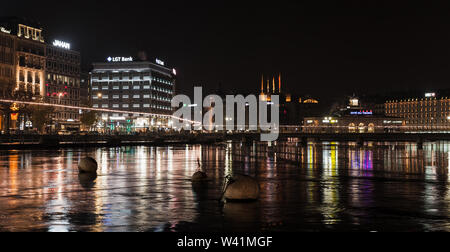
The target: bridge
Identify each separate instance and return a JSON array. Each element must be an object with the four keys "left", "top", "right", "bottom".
[{"left": 0, "top": 131, "right": 449, "bottom": 150}]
